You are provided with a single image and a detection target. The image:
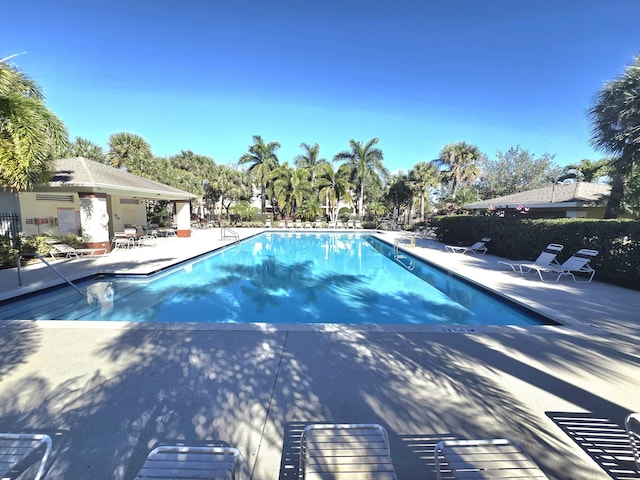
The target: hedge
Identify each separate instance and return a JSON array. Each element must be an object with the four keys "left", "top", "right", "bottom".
[{"left": 435, "top": 216, "right": 640, "bottom": 290}]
